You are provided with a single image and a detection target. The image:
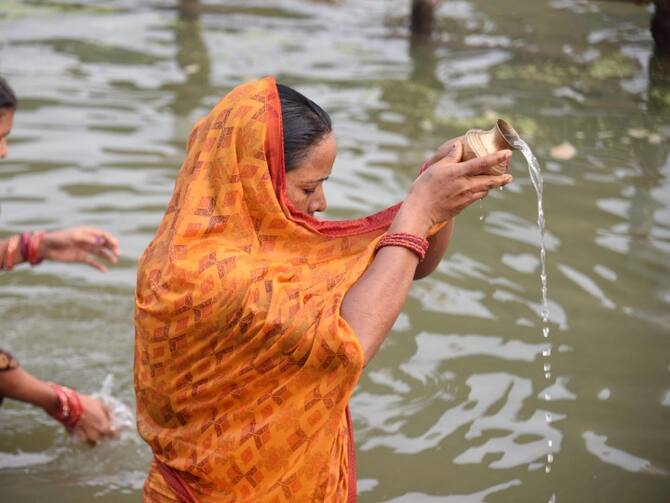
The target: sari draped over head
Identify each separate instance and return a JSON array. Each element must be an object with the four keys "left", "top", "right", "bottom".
[{"left": 134, "top": 77, "right": 403, "bottom": 503}]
